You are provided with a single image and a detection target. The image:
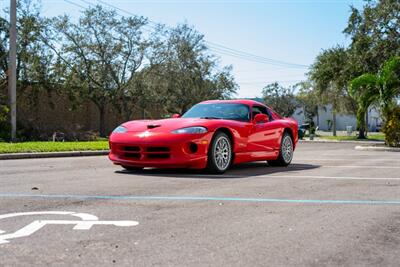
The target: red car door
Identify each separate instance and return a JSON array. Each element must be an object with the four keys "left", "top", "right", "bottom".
[{"left": 247, "top": 105, "right": 281, "bottom": 158}]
